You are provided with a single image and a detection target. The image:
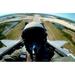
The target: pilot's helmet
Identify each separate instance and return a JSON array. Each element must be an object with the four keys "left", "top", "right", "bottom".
[{"left": 22, "top": 22, "right": 47, "bottom": 45}]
